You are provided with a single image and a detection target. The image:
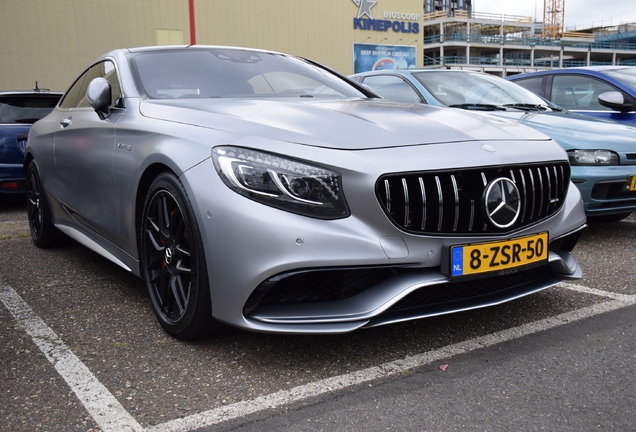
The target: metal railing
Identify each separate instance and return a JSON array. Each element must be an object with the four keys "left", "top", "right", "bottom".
[
  {"left": 423, "top": 33, "right": 636, "bottom": 51},
  {"left": 422, "top": 56, "right": 636, "bottom": 68},
  {"left": 423, "top": 10, "right": 533, "bottom": 24}
]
